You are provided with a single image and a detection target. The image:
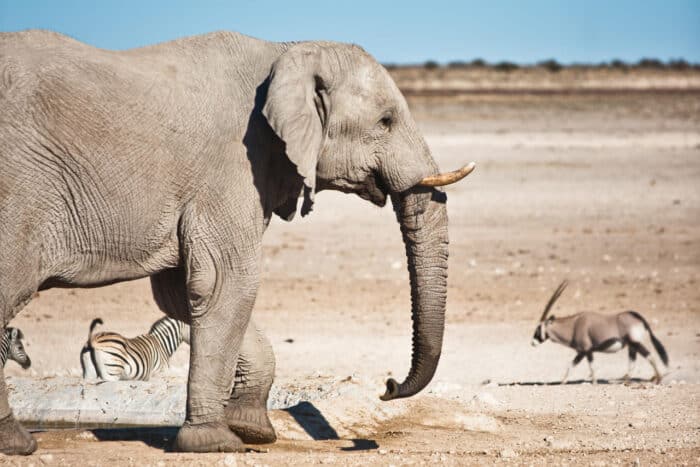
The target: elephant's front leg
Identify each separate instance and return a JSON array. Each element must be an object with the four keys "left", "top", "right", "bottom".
[
  {"left": 151, "top": 267, "right": 276, "bottom": 446},
  {"left": 173, "top": 233, "right": 261, "bottom": 452},
  {"left": 226, "top": 322, "right": 276, "bottom": 444}
]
